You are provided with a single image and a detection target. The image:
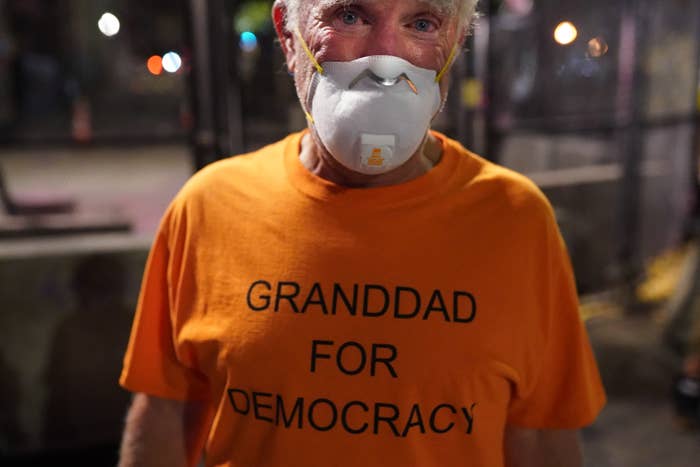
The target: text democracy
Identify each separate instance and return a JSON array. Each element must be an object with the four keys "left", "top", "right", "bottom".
[{"left": 228, "top": 387, "right": 478, "bottom": 437}]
